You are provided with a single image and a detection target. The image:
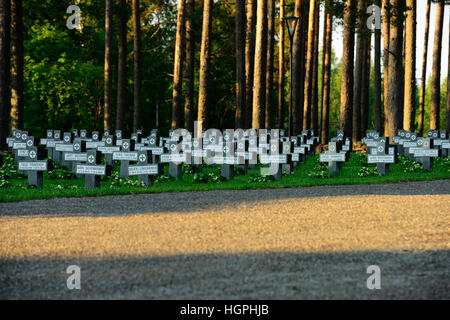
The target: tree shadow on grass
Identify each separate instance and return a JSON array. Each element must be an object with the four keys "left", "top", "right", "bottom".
[{"left": 1, "top": 250, "right": 449, "bottom": 299}]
